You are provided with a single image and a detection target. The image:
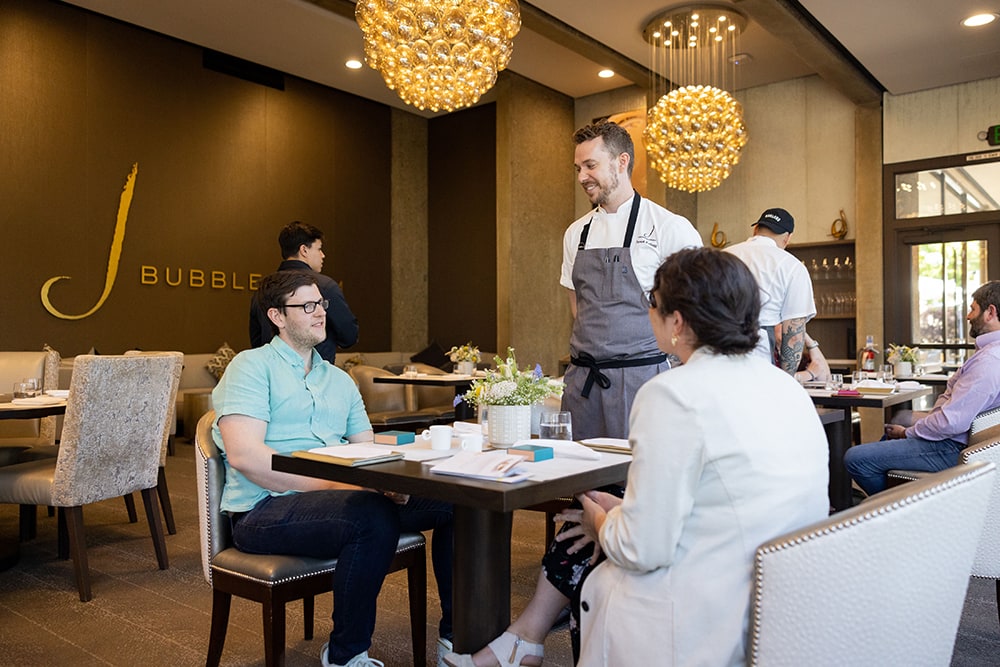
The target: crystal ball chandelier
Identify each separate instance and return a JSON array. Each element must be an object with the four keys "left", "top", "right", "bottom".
[
  {"left": 644, "top": 85, "right": 747, "bottom": 193},
  {"left": 642, "top": 5, "right": 749, "bottom": 193},
  {"left": 355, "top": 0, "right": 521, "bottom": 113}
]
